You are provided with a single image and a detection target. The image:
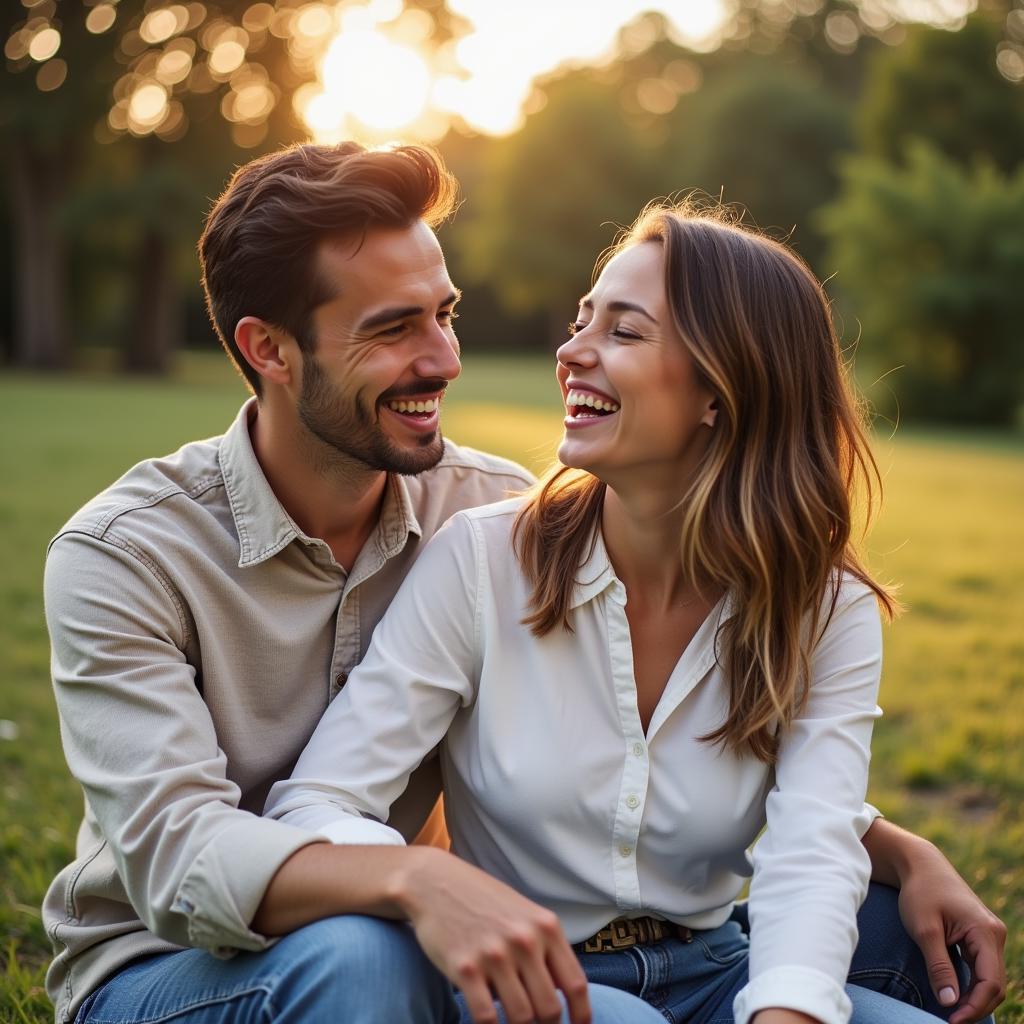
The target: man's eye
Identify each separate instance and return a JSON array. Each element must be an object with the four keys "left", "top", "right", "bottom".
[{"left": 379, "top": 324, "right": 407, "bottom": 338}]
